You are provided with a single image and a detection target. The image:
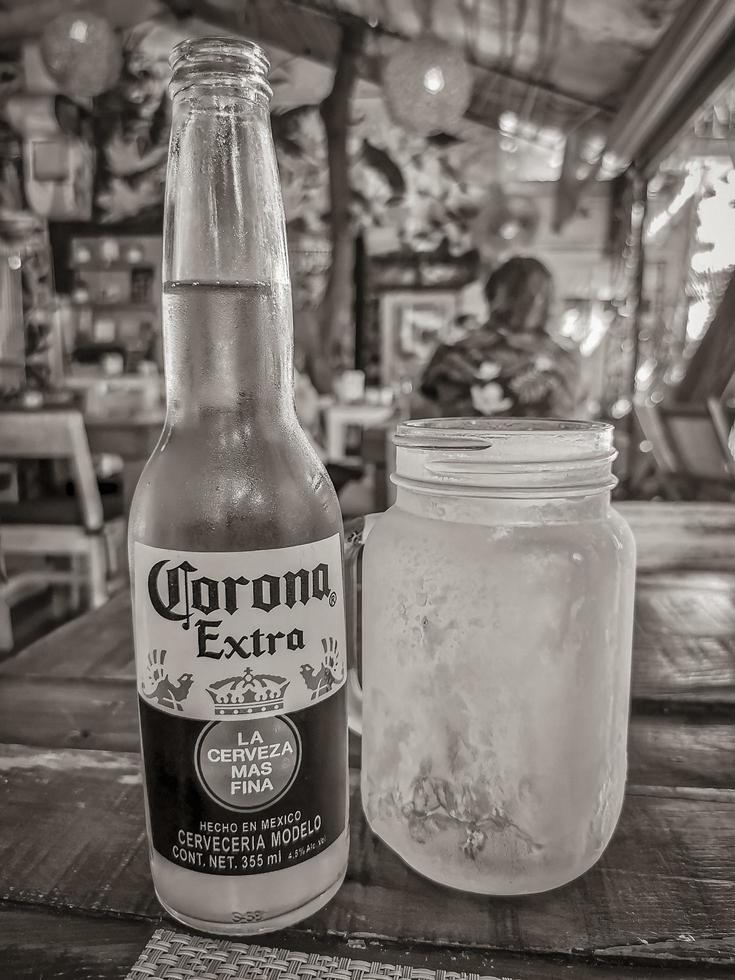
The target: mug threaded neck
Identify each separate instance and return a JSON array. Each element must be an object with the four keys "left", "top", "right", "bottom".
[{"left": 393, "top": 418, "right": 617, "bottom": 498}]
